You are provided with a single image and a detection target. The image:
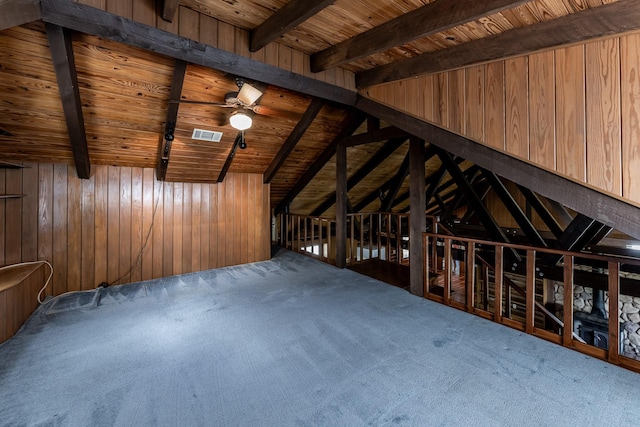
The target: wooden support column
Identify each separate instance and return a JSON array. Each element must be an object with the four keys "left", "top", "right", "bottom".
[
  {"left": 608, "top": 261, "right": 620, "bottom": 364},
  {"left": 335, "top": 142, "right": 347, "bottom": 269},
  {"left": 409, "top": 138, "right": 425, "bottom": 296}
]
